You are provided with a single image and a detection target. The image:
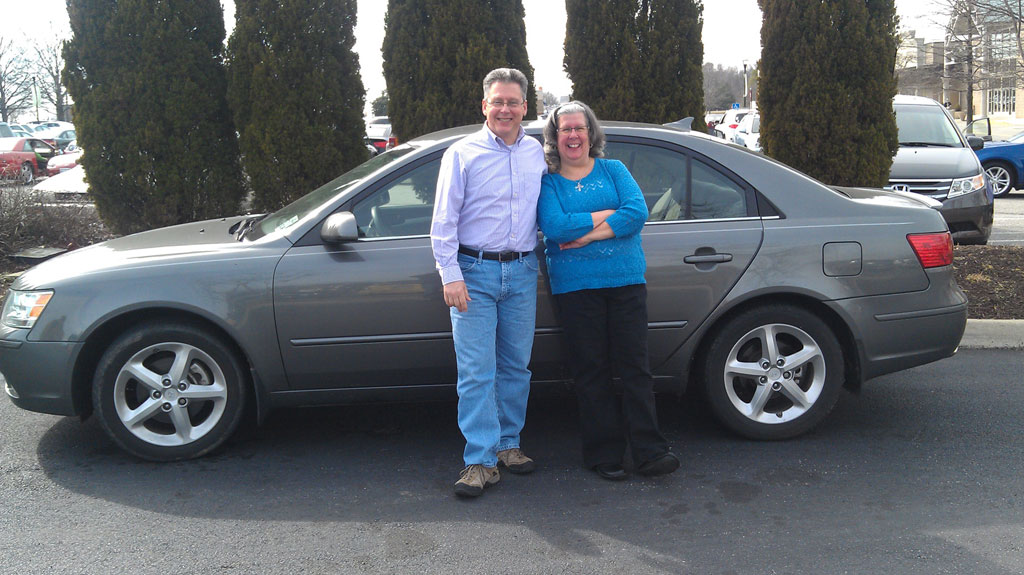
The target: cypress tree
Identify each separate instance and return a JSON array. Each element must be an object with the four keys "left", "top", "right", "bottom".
[
  {"left": 63, "top": 0, "right": 245, "bottom": 235},
  {"left": 758, "top": 0, "right": 899, "bottom": 187},
  {"left": 565, "top": 0, "right": 705, "bottom": 127},
  {"left": 382, "top": 0, "right": 537, "bottom": 142},
  {"left": 227, "top": 0, "right": 367, "bottom": 212}
]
